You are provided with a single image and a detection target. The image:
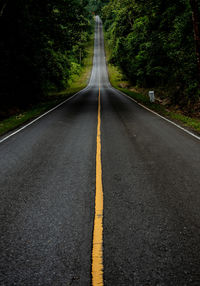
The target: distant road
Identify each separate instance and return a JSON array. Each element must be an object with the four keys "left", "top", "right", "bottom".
[{"left": 1, "top": 16, "right": 200, "bottom": 286}]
